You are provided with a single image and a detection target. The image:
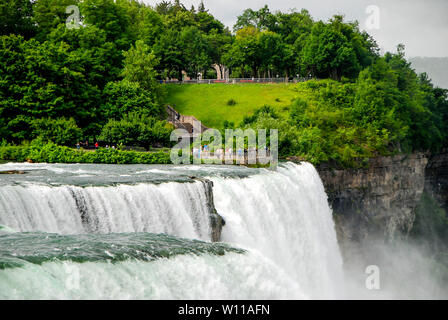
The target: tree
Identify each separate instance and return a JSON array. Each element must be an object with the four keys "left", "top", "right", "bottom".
[
  {"left": 0, "top": 31, "right": 120, "bottom": 141},
  {"left": 180, "top": 26, "right": 211, "bottom": 78},
  {"left": 31, "top": 117, "right": 82, "bottom": 146},
  {"left": 100, "top": 81, "right": 163, "bottom": 121},
  {"left": 121, "top": 40, "right": 164, "bottom": 101},
  {"left": 135, "top": 5, "right": 164, "bottom": 47},
  {"left": 0, "top": 34, "right": 93, "bottom": 142},
  {"left": 164, "top": 8, "right": 197, "bottom": 31},
  {"left": 259, "top": 31, "right": 293, "bottom": 78},
  {"left": 196, "top": 11, "right": 224, "bottom": 34},
  {"left": 300, "top": 16, "right": 378, "bottom": 80},
  {"left": 80, "top": 0, "right": 134, "bottom": 50},
  {"left": 353, "top": 48, "right": 444, "bottom": 153},
  {"left": 225, "top": 26, "right": 262, "bottom": 77},
  {"left": 234, "top": 5, "right": 277, "bottom": 32},
  {"left": 206, "top": 29, "right": 232, "bottom": 78},
  {"left": 46, "top": 24, "right": 123, "bottom": 89},
  {"left": 33, "top": 0, "right": 77, "bottom": 40},
  {"left": 275, "top": 9, "right": 314, "bottom": 45},
  {"left": 98, "top": 112, "right": 172, "bottom": 148},
  {"left": 153, "top": 28, "right": 184, "bottom": 80},
  {"left": 301, "top": 21, "right": 357, "bottom": 80},
  {"left": 0, "top": 0, "right": 35, "bottom": 38}
]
